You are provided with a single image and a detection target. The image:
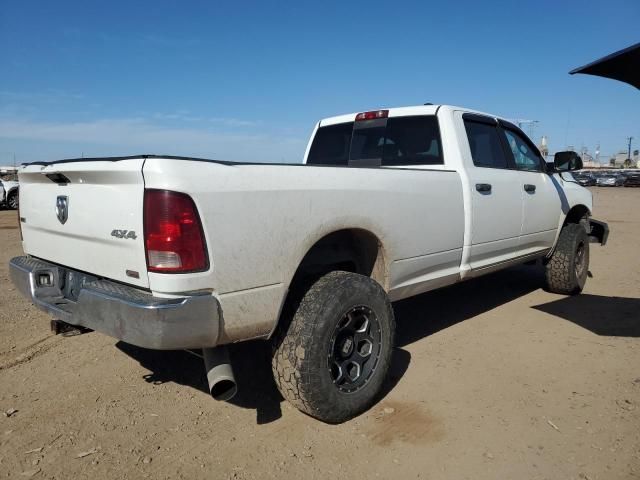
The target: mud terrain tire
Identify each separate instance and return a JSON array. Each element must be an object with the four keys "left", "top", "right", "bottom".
[
  {"left": 272, "top": 271, "right": 394, "bottom": 423},
  {"left": 545, "top": 223, "right": 589, "bottom": 295}
]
